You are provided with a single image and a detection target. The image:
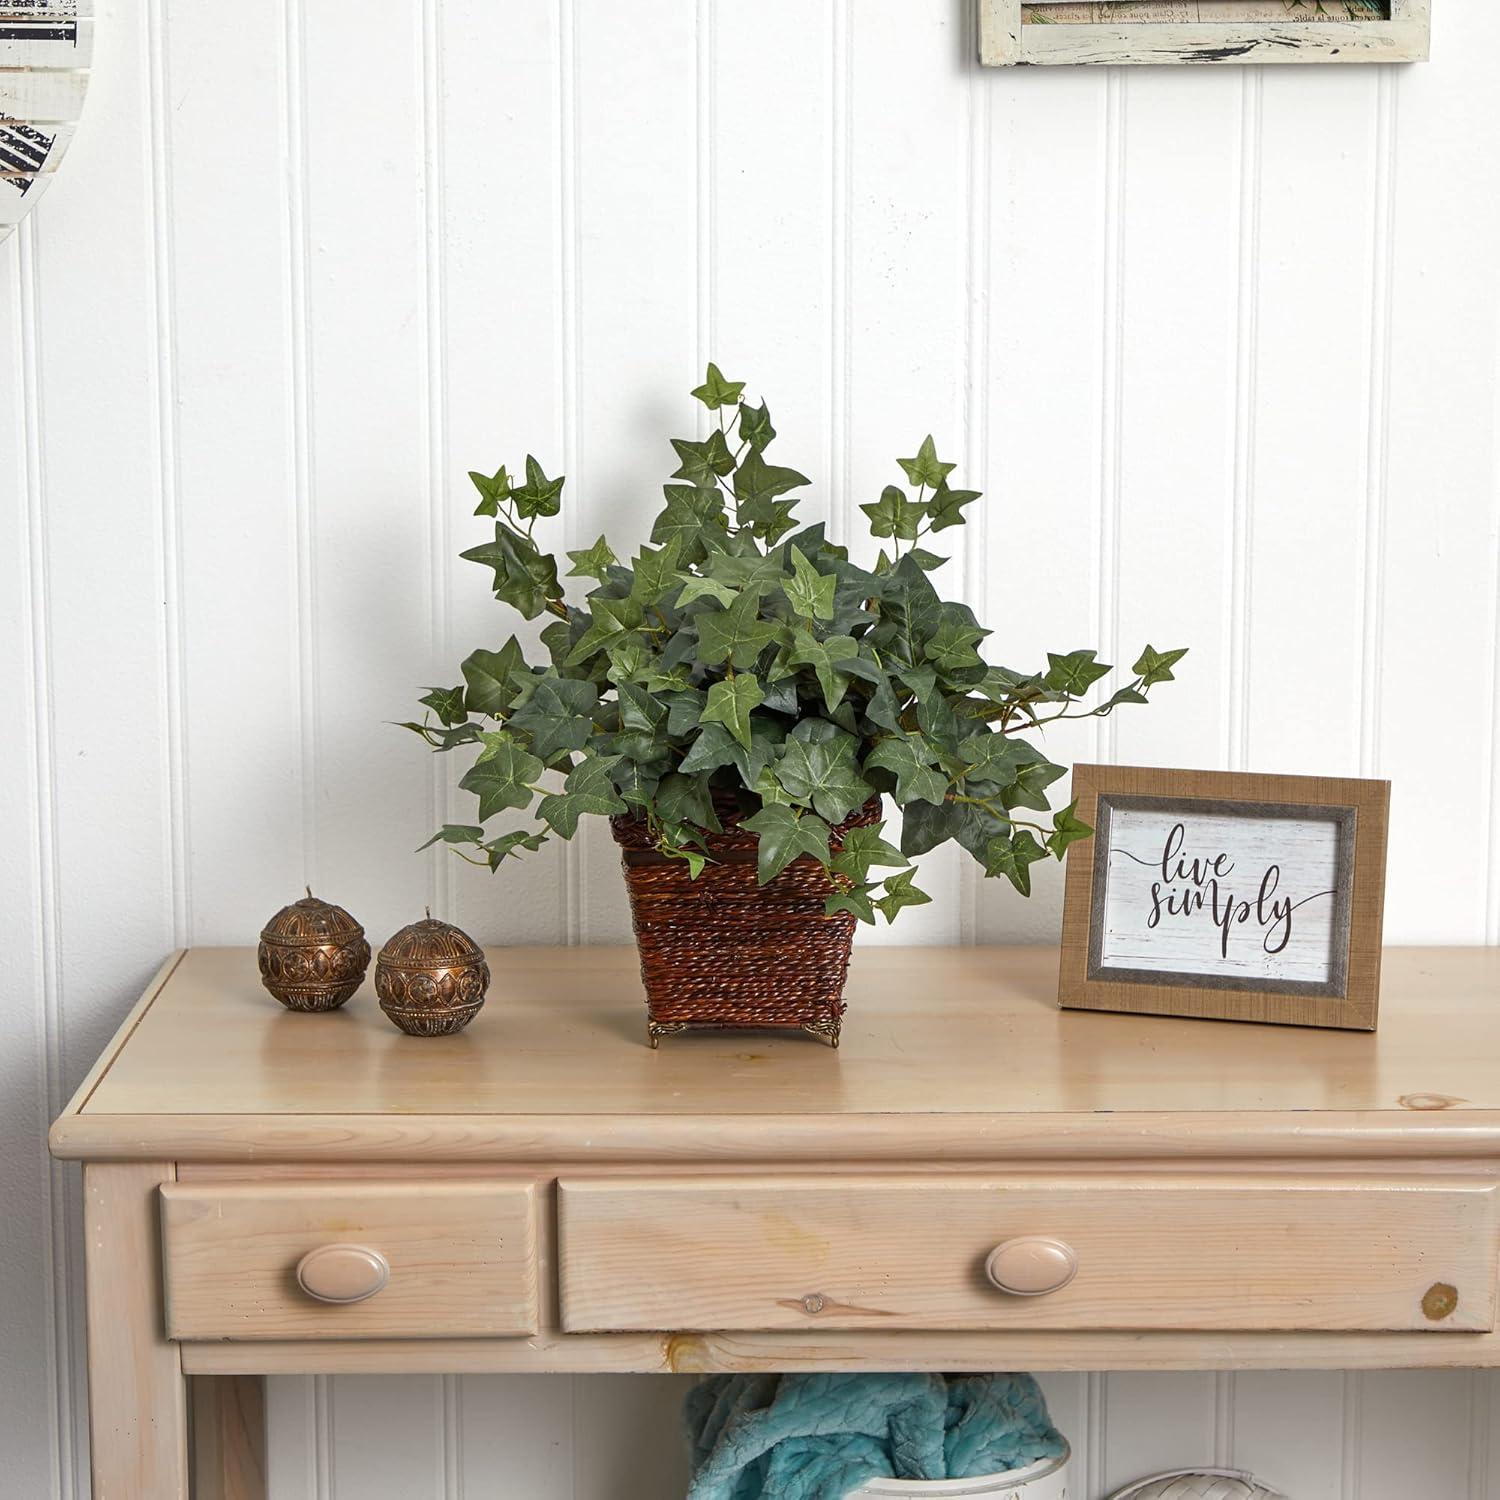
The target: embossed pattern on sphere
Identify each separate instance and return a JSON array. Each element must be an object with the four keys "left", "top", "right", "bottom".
[
  {"left": 375, "top": 918, "right": 489, "bottom": 1036},
  {"left": 258, "top": 895, "right": 370, "bottom": 1012}
]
